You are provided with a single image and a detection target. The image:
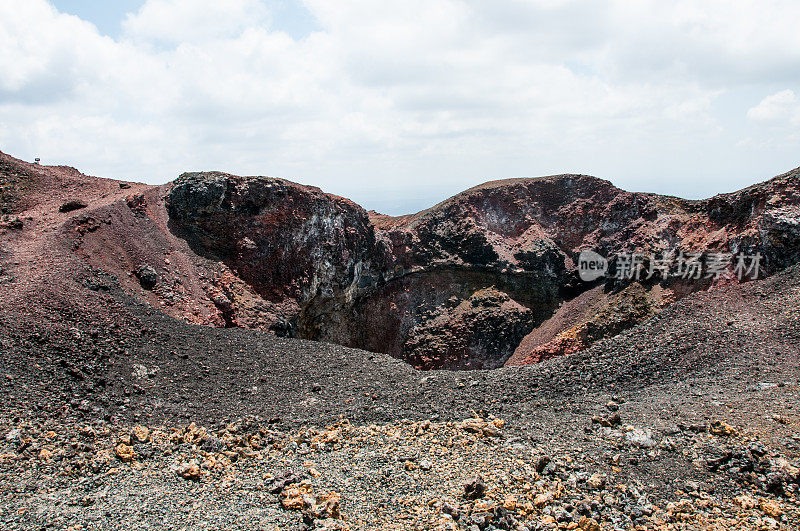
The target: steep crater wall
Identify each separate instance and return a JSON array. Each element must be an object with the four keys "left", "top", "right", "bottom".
[
  {"left": 6, "top": 149, "right": 800, "bottom": 371},
  {"left": 162, "top": 168, "right": 800, "bottom": 370},
  {"left": 302, "top": 268, "right": 562, "bottom": 370},
  {"left": 165, "top": 172, "right": 569, "bottom": 369}
]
